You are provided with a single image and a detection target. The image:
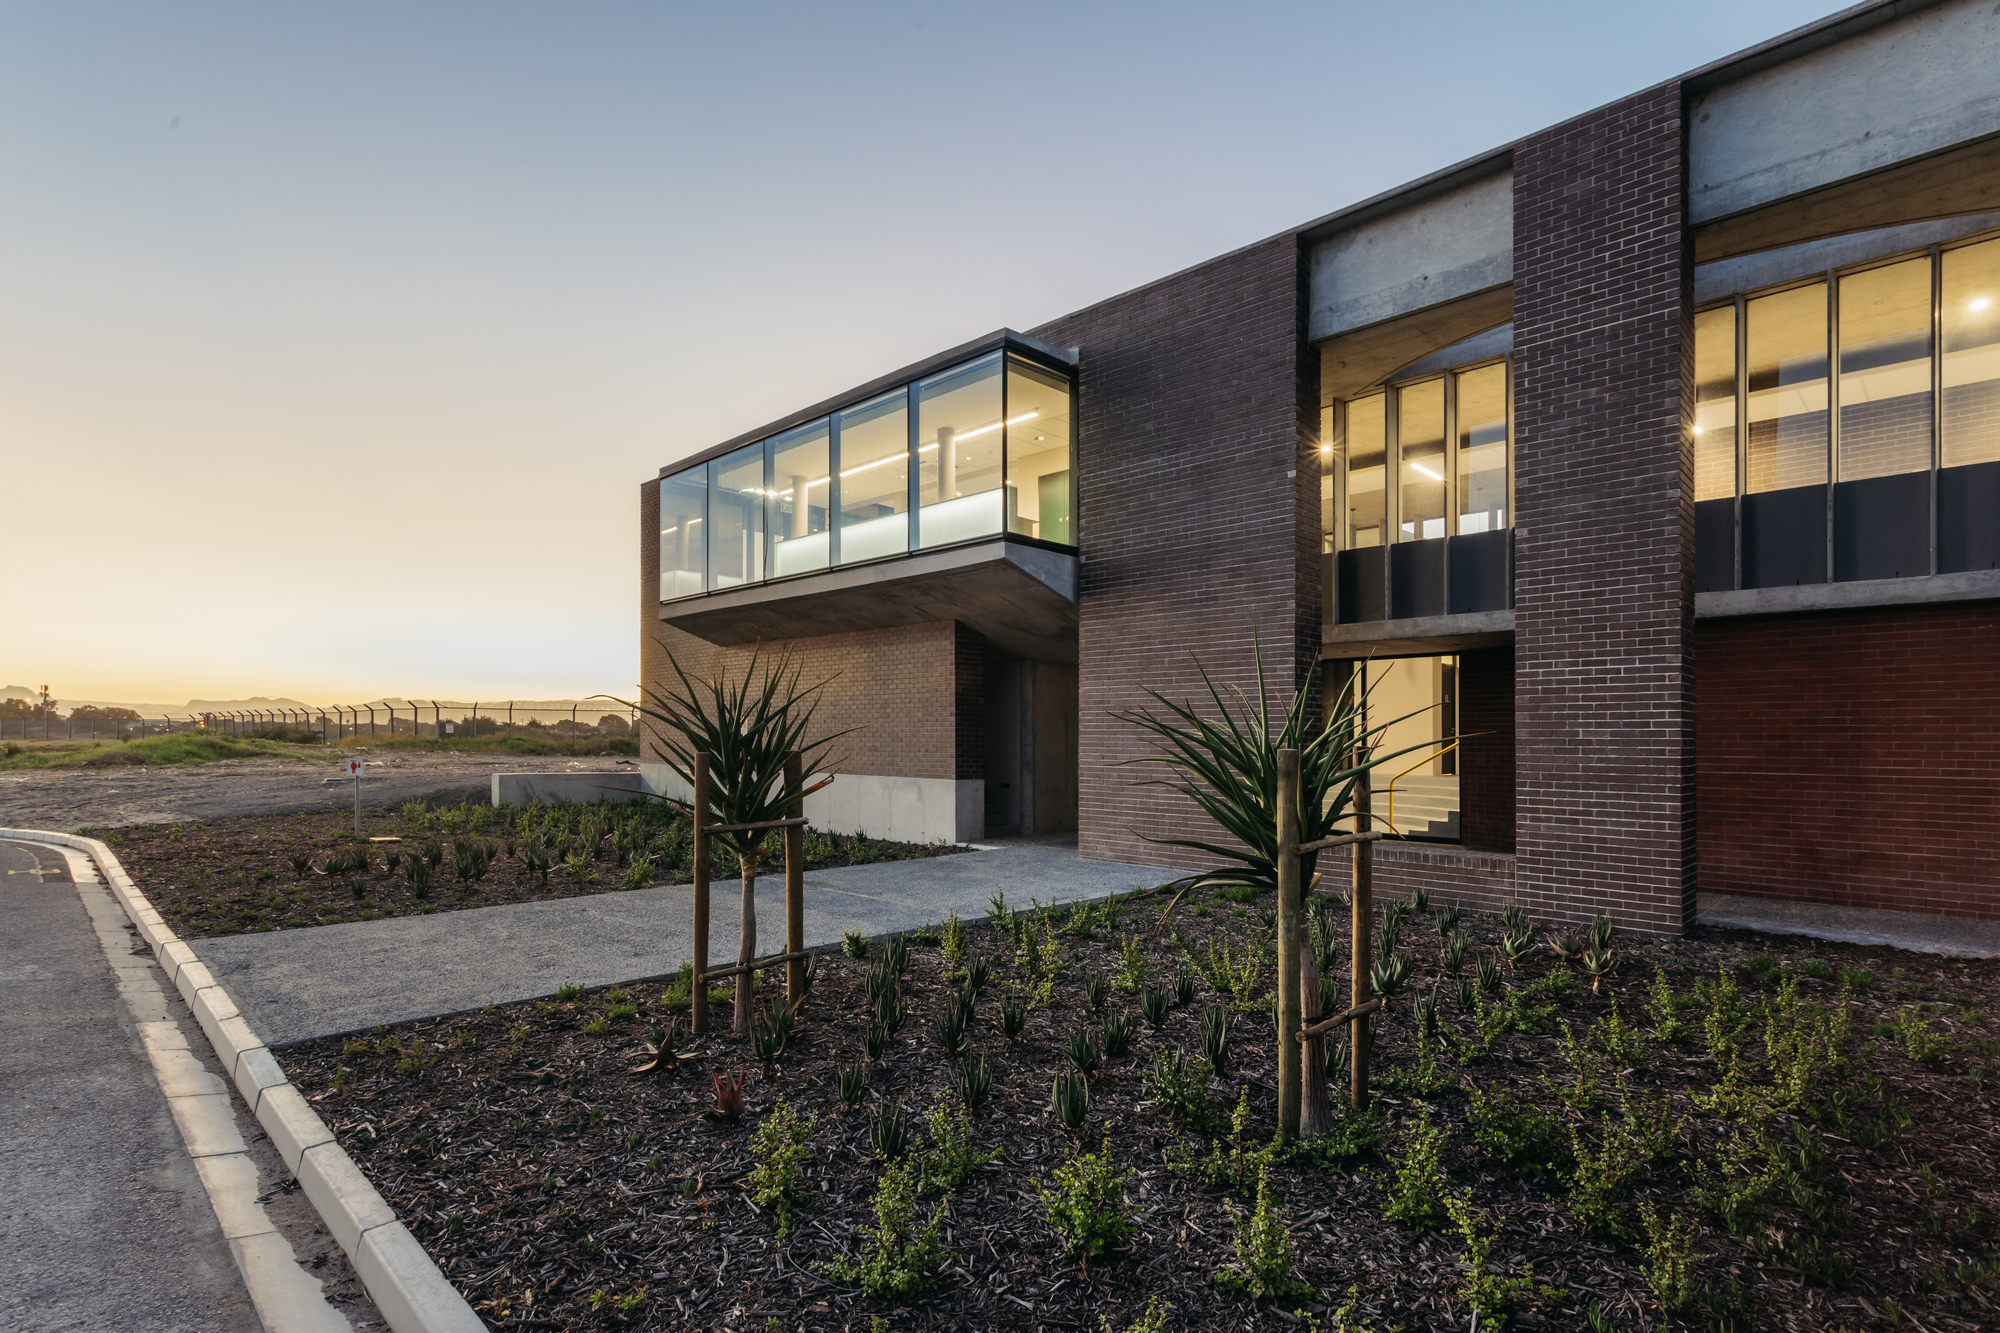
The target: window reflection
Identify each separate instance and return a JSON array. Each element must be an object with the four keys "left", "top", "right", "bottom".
[
  {"left": 1455, "top": 364, "right": 1507, "bottom": 531},
  {"left": 837, "top": 390, "right": 910, "bottom": 564},
  {"left": 1346, "top": 394, "right": 1386, "bottom": 548},
  {"left": 770, "top": 418, "right": 830, "bottom": 577},
  {"left": 709, "top": 443, "right": 767, "bottom": 590},
  {"left": 1943, "top": 236, "right": 2000, "bottom": 469},
  {"left": 660, "top": 469, "right": 706, "bottom": 600},
  {"left": 1694, "top": 305, "right": 1738, "bottom": 501},
  {"left": 917, "top": 354, "right": 1003, "bottom": 548},
  {"left": 1397, "top": 379, "right": 1446, "bottom": 541},
  {"left": 1839, "top": 257, "right": 1933, "bottom": 482},
  {"left": 1746, "top": 283, "right": 1829, "bottom": 492},
  {"left": 1005, "top": 356, "right": 1073, "bottom": 544}
]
